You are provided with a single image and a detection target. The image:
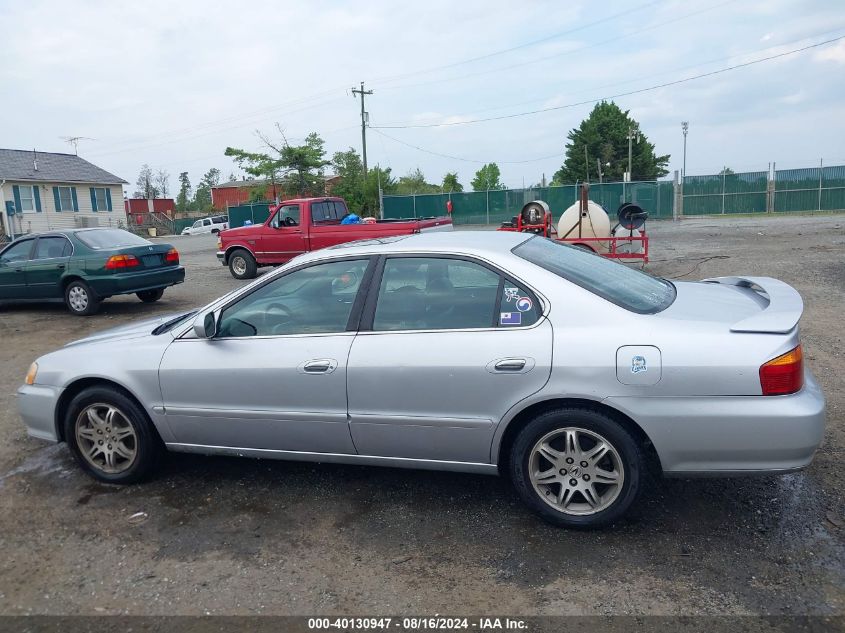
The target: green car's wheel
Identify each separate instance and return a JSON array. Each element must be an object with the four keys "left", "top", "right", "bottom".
[
  {"left": 137, "top": 289, "right": 164, "bottom": 303},
  {"left": 65, "top": 280, "right": 101, "bottom": 316}
]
